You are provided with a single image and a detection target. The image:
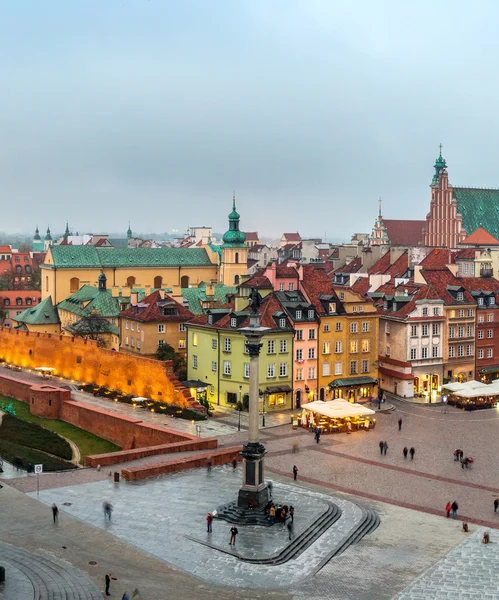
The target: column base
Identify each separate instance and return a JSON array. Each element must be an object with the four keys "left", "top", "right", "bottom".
[{"left": 237, "top": 484, "right": 270, "bottom": 509}]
